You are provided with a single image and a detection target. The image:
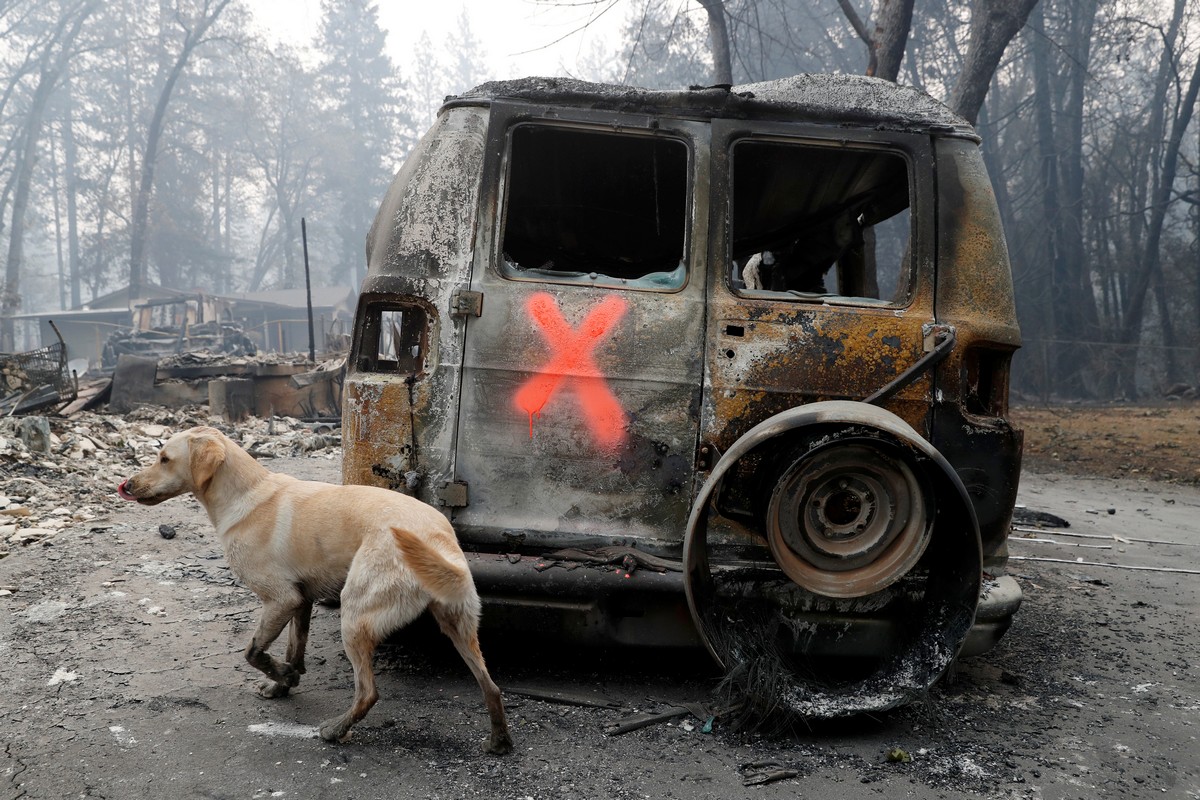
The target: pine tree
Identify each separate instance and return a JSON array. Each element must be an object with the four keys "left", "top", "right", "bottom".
[{"left": 314, "top": 0, "right": 408, "bottom": 287}]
